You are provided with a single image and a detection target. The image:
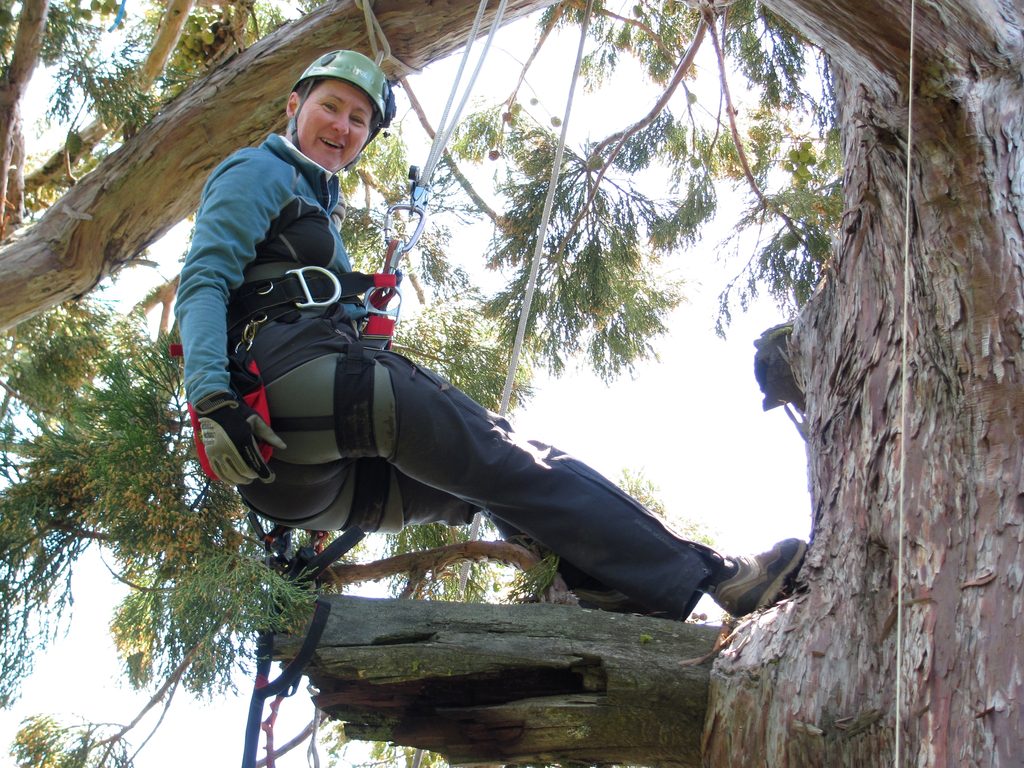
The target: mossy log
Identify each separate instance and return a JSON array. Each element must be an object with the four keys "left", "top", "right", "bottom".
[{"left": 277, "top": 596, "right": 722, "bottom": 767}]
